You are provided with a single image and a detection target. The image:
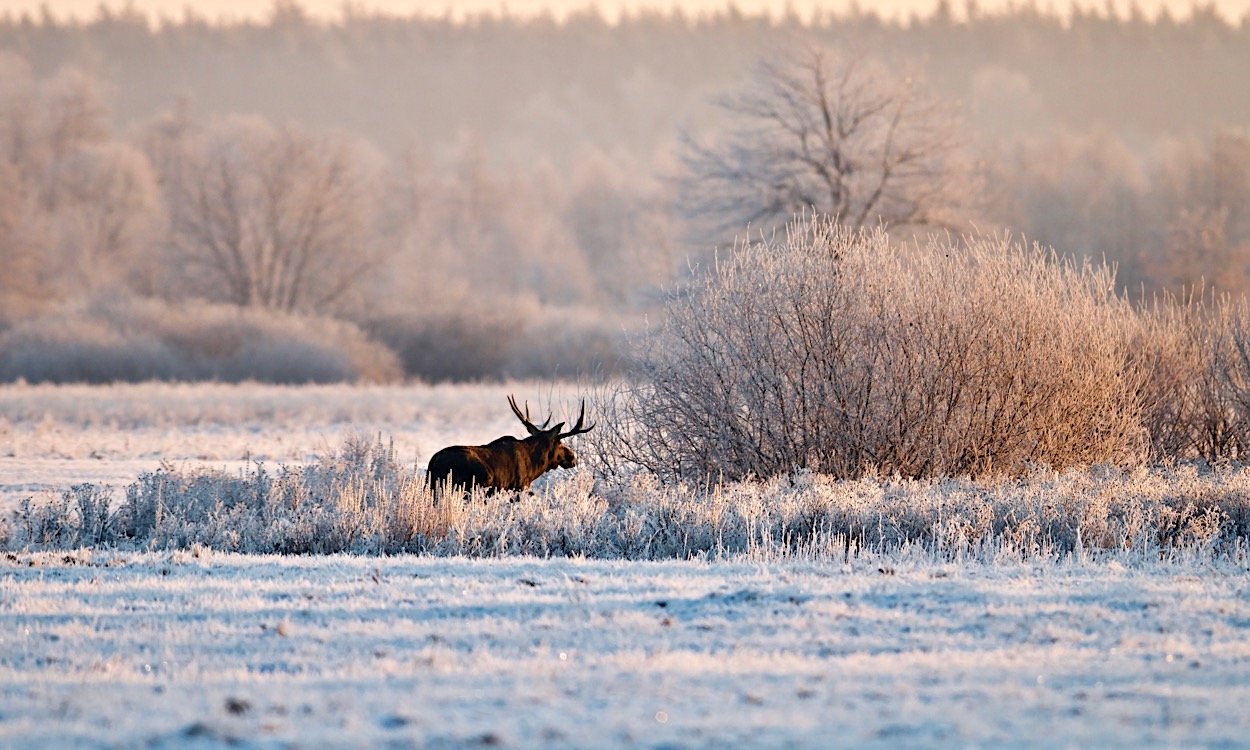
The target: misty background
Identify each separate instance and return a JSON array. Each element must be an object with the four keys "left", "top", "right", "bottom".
[{"left": 2, "top": 1, "right": 1249, "bottom": 382}]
